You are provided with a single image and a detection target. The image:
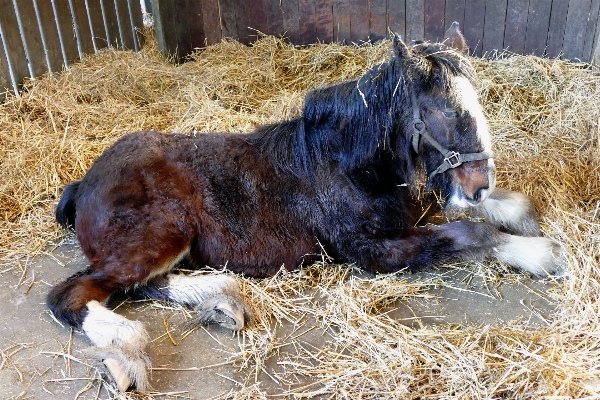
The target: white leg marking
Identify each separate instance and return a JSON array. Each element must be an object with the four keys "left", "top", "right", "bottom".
[
  {"left": 166, "top": 274, "right": 242, "bottom": 305},
  {"left": 82, "top": 301, "right": 150, "bottom": 391},
  {"left": 450, "top": 76, "right": 497, "bottom": 209},
  {"left": 472, "top": 188, "right": 540, "bottom": 237},
  {"left": 166, "top": 274, "right": 252, "bottom": 331},
  {"left": 482, "top": 192, "right": 537, "bottom": 234},
  {"left": 83, "top": 300, "right": 150, "bottom": 348},
  {"left": 494, "top": 234, "right": 565, "bottom": 277}
]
